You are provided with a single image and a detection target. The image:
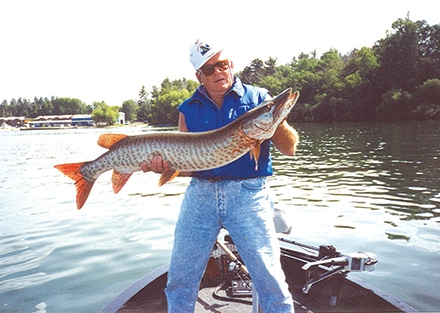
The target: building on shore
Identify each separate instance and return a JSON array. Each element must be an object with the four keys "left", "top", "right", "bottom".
[
  {"left": 25, "top": 114, "right": 94, "bottom": 128},
  {"left": 117, "top": 112, "right": 125, "bottom": 125},
  {"left": 4, "top": 113, "right": 126, "bottom": 129},
  {"left": 71, "top": 115, "right": 94, "bottom": 127},
  {"left": 0, "top": 116, "right": 26, "bottom": 127}
]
